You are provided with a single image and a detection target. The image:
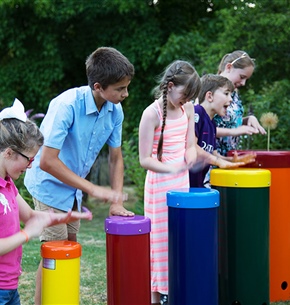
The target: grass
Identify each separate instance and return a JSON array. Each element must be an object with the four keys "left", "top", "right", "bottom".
[
  {"left": 19, "top": 206, "right": 108, "bottom": 305},
  {"left": 19, "top": 186, "right": 137, "bottom": 305},
  {"left": 19, "top": 185, "right": 290, "bottom": 305}
]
